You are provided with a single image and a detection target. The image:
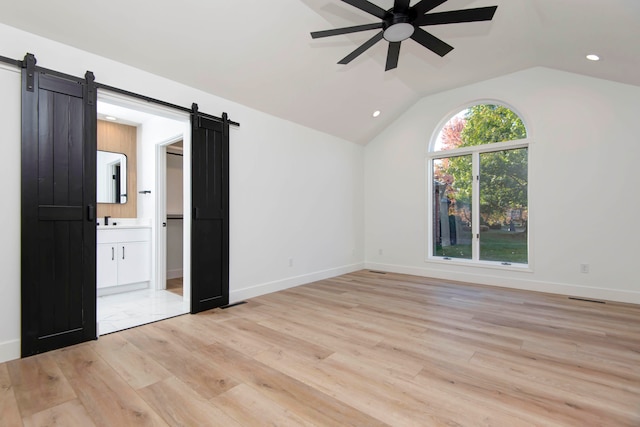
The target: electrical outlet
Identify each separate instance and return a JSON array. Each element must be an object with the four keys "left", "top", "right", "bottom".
[
  {"left": 580, "top": 263, "right": 589, "bottom": 274},
  {"left": 378, "top": 249, "right": 383, "bottom": 255},
  {"left": 289, "top": 258, "right": 293, "bottom": 267}
]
